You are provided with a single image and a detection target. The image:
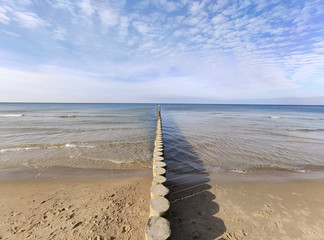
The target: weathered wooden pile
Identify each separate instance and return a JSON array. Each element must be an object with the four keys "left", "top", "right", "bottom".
[{"left": 145, "top": 106, "right": 171, "bottom": 240}]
